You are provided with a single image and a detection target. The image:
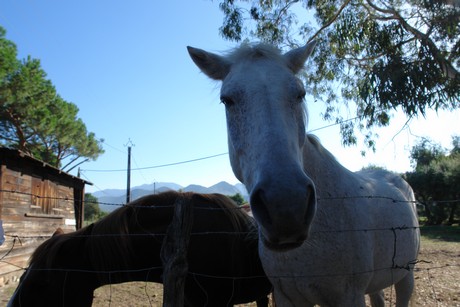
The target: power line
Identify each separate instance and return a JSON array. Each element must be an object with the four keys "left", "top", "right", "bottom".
[
  {"left": 81, "top": 152, "right": 229, "bottom": 173},
  {"left": 80, "top": 115, "right": 361, "bottom": 173},
  {"left": 80, "top": 108, "right": 392, "bottom": 173},
  {"left": 102, "top": 141, "right": 126, "bottom": 154},
  {"left": 308, "top": 114, "right": 362, "bottom": 133}
]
